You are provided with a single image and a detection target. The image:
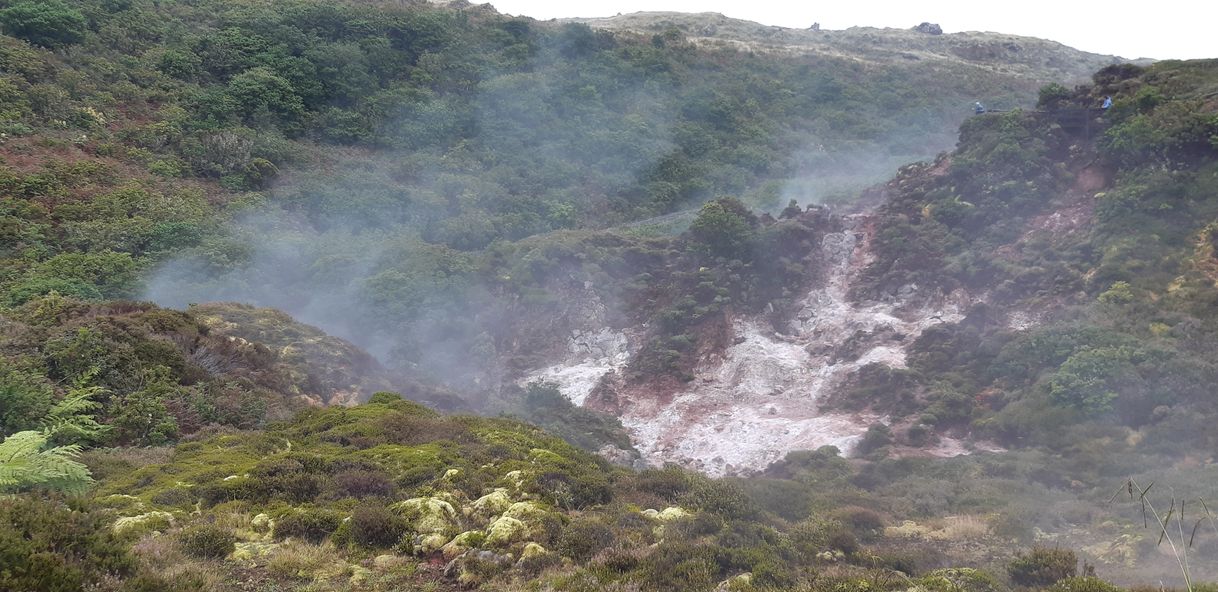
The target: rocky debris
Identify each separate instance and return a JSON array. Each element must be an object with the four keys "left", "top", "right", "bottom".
[
  {"left": 597, "top": 443, "right": 645, "bottom": 469},
  {"left": 520, "top": 211, "right": 979, "bottom": 477},
  {"left": 913, "top": 22, "right": 943, "bottom": 35},
  {"left": 523, "top": 327, "right": 631, "bottom": 406}
]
